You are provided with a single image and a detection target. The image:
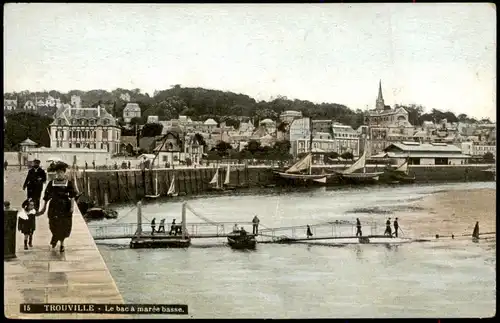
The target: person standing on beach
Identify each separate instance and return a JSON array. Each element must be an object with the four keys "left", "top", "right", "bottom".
[
  {"left": 393, "top": 218, "right": 399, "bottom": 238},
  {"left": 37, "top": 162, "right": 77, "bottom": 253},
  {"left": 4, "top": 160, "right": 8, "bottom": 170},
  {"left": 472, "top": 222, "right": 479, "bottom": 239},
  {"left": 22, "top": 159, "right": 47, "bottom": 210},
  {"left": 384, "top": 218, "right": 392, "bottom": 237},
  {"left": 356, "top": 218, "right": 362, "bottom": 237}
]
